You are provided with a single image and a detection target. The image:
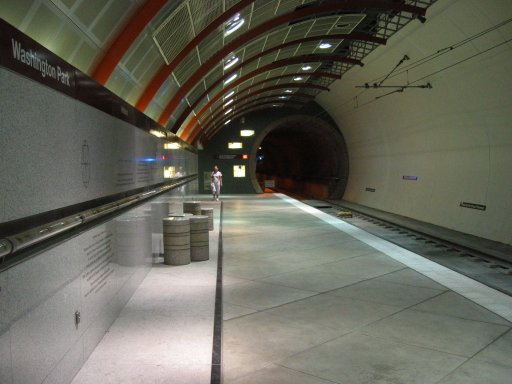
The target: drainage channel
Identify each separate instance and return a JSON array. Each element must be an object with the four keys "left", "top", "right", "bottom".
[{"left": 301, "top": 200, "right": 512, "bottom": 297}]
